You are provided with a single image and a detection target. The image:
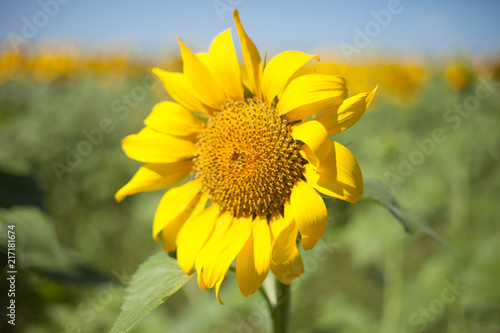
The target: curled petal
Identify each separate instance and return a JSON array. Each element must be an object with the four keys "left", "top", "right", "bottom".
[
  {"left": 304, "top": 141, "right": 363, "bottom": 203},
  {"left": 292, "top": 120, "right": 329, "bottom": 167},
  {"left": 277, "top": 74, "right": 348, "bottom": 122},
  {"left": 316, "top": 86, "right": 377, "bottom": 136}
]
